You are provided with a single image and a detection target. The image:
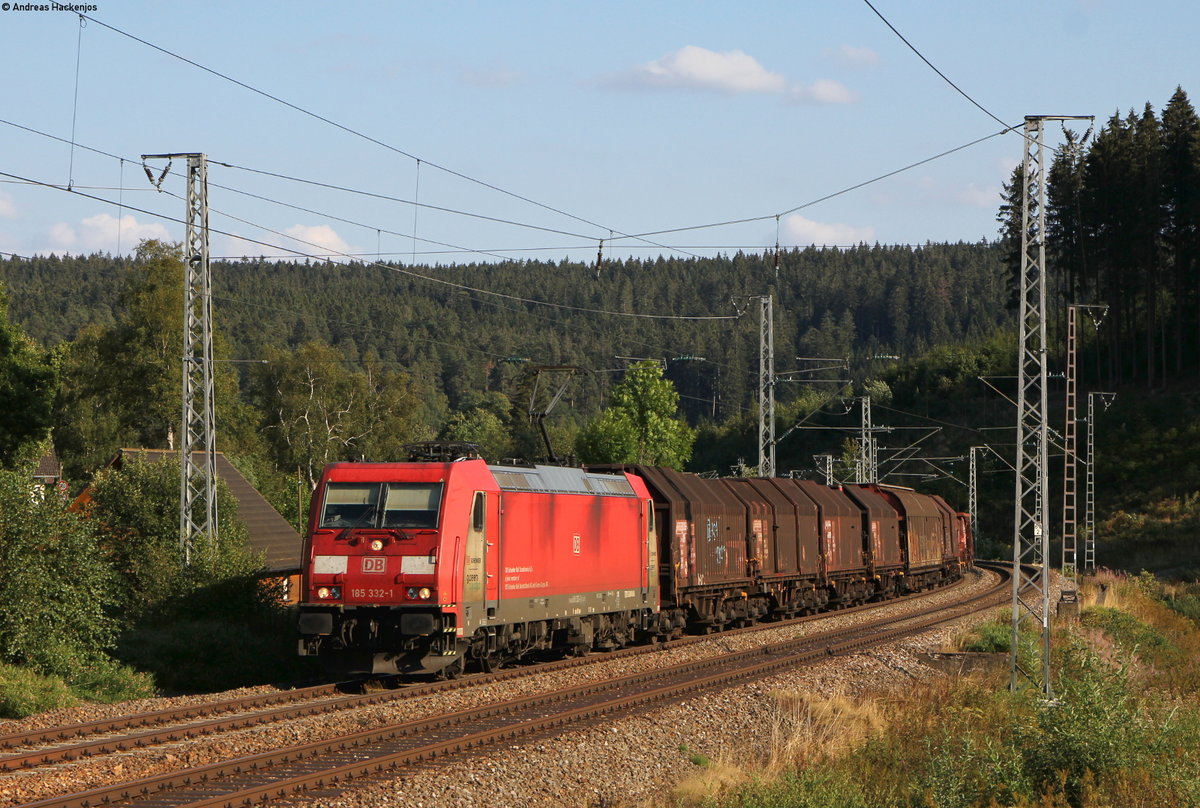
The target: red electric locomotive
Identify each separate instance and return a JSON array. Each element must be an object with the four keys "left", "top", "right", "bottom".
[
  {"left": 297, "top": 456, "right": 658, "bottom": 677},
  {"left": 297, "top": 451, "right": 972, "bottom": 678}
]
